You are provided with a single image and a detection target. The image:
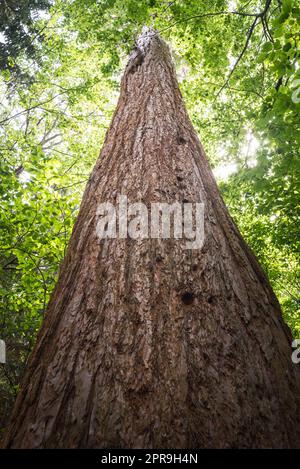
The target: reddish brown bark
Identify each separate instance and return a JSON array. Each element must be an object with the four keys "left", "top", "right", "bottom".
[{"left": 3, "top": 29, "right": 300, "bottom": 448}]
